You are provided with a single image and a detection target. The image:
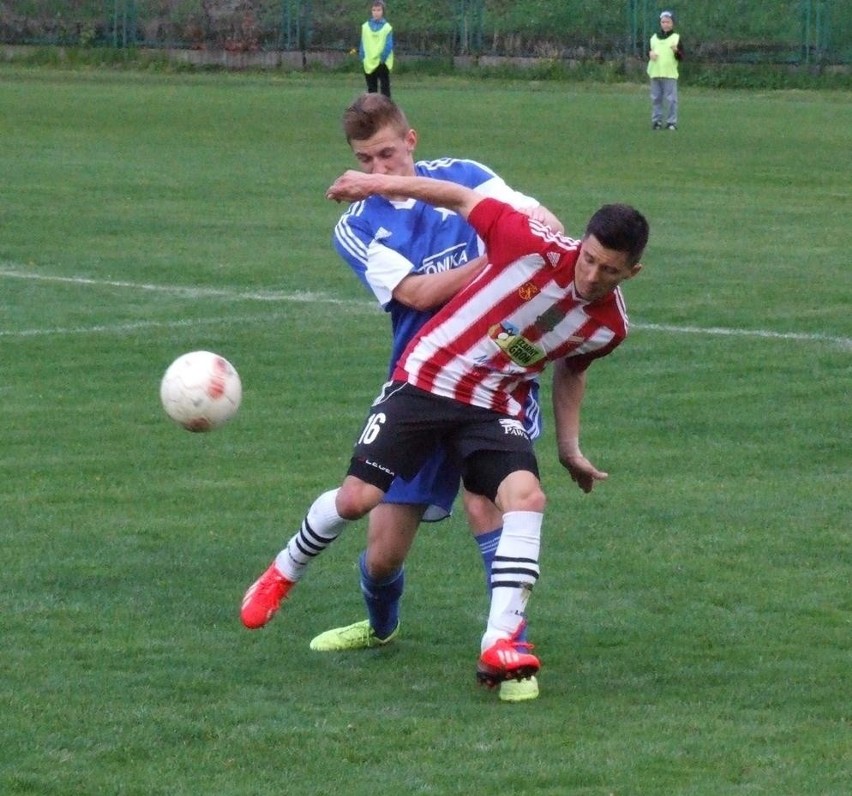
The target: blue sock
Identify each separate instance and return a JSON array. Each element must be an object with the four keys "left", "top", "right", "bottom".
[
  {"left": 360, "top": 551, "right": 404, "bottom": 640},
  {"left": 476, "top": 528, "right": 501, "bottom": 594},
  {"left": 476, "top": 527, "right": 528, "bottom": 643}
]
